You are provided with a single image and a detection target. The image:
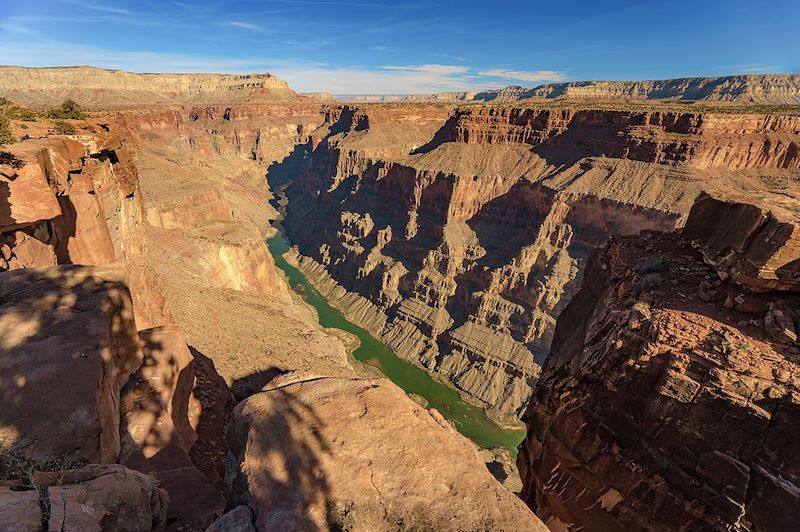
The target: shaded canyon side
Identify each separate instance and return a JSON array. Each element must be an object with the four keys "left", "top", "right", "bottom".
[
  {"left": 517, "top": 190, "right": 800, "bottom": 531},
  {"left": 281, "top": 103, "right": 800, "bottom": 422}
]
